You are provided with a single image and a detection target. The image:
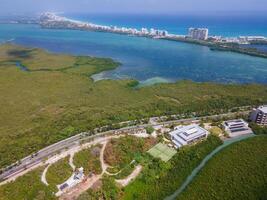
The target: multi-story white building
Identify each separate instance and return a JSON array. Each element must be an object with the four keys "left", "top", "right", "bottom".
[
  {"left": 141, "top": 28, "right": 149, "bottom": 34},
  {"left": 250, "top": 106, "right": 267, "bottom": 126},
  {"left": 246, "top": 36, "right": 266, "bottom": 41},
  {"left": 223, "top": 119, "right": 253, "bottom": 137},
  {"left": 169, "top": 124, "right": 209, "bottom": 149},
  {"left": 188, "top": 28, "right": 209, "bottom": 40},
  {"left": 150, "top": 28, "right": 156, "bottom": 36}
]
